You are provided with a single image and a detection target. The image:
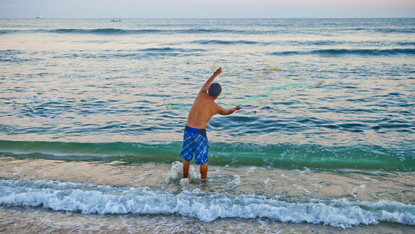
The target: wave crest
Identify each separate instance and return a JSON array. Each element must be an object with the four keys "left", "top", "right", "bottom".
[
  {"left": 270, "top": 48, "right": 415, "bottom": 56},
  {"left": 1, "top": 179, "right": 414, "bottom": 228}
]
